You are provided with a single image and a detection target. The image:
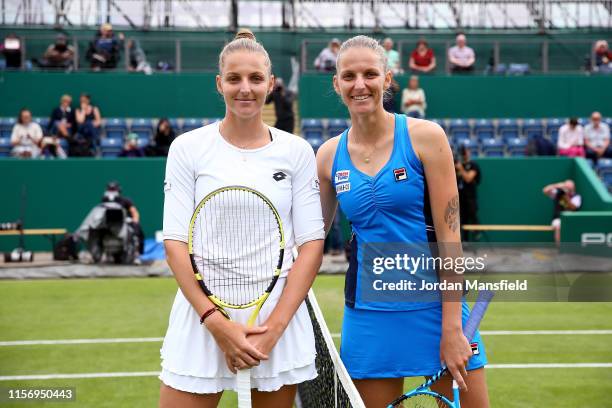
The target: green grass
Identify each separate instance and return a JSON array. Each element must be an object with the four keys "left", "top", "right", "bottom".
[{"left": 1, "top": 275, "right": 611, "bottom": 407}]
